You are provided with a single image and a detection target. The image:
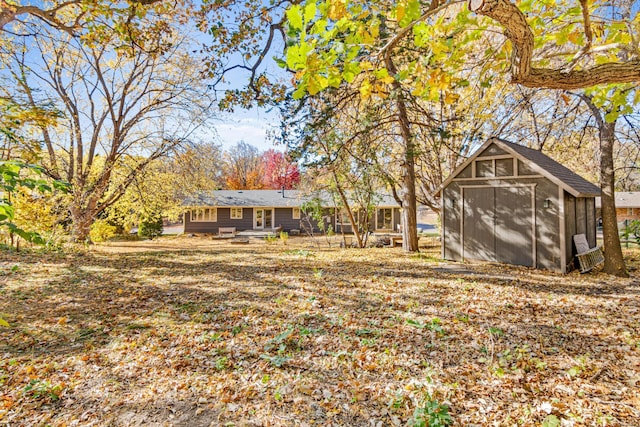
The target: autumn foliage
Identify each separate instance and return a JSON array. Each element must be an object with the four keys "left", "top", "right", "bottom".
[
  {"left": 223, "top": 142, "right": 300, "bottom": 190},
  {"left": 262, "top": 149, "right": 300, "bottom": 189}
]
